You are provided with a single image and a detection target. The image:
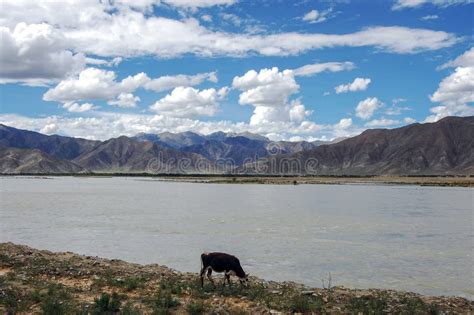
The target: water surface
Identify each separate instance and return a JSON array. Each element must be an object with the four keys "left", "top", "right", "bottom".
[{"left": 1, "top": 176, "right": 472, "bottom": 299}]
